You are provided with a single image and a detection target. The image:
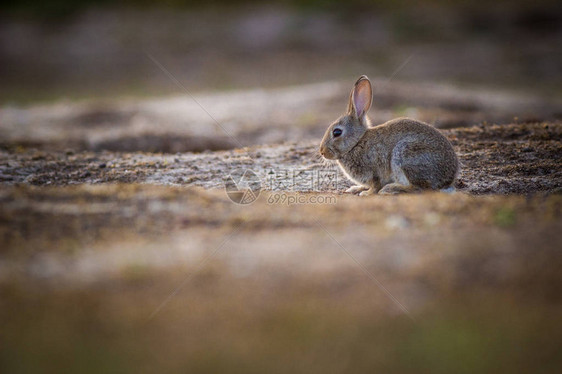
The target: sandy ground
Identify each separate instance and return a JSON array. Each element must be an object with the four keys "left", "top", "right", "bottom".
[
  {"left": 0, "top": 82, "right": 561, "bottom": 373},
  {"left": 1, "top": 80, "right": 559, "bottom": 153}
]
